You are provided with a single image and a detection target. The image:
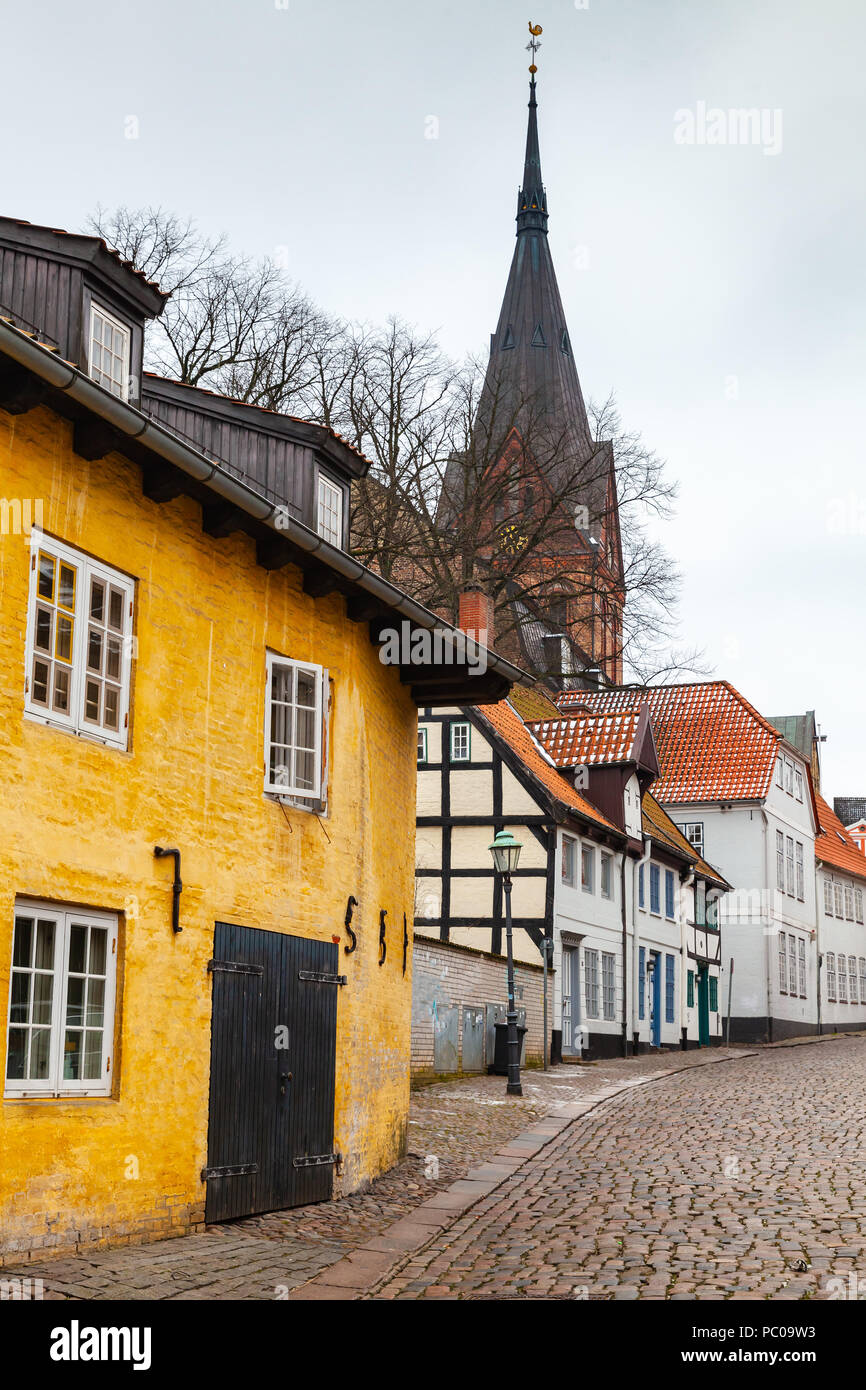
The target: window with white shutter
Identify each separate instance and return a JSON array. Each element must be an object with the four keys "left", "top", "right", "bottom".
[
  {"left": 584, "top": 949, "right": 599, "bottom": 1018},
  {"left": 823, "top": 877, "right": 834, "bottom": 916},
  {"left": 778, "top": 934, "right": 787, "bottom": 994},
  {"left": 839, "top": 954, "right": 848, "bottom": 1003},
  {"left": 776, "top": 831, "right": 785, "bottom": 892},
  {"left": 849, "top": 956, "right": 859, "bottom": 1005},
  {"left": 795, "top": 842, "right": 804, "bottom": 902},
  {"left": 788, "top": 935, "right": 798, "bottom": 996},
  {"left": 827, "top": 952, "right": 837, "bottom": 1002},
  {"left": 785, "top": 837, "right": 795, "bottom": 897},
  {"left": 798, "top": 938, "right": 806, "bottom": 998}
]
